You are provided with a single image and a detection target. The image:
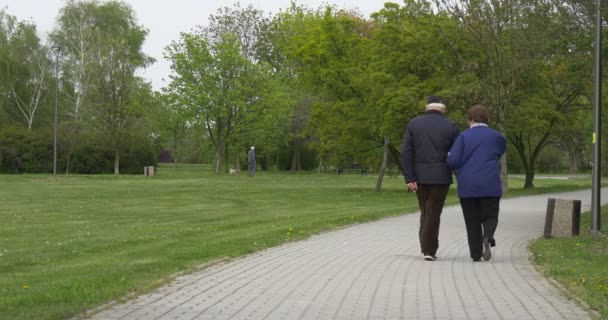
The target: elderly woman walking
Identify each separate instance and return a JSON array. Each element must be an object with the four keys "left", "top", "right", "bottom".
[{"left": 447, "top": 105, "right": 506, "bottom": 262}]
